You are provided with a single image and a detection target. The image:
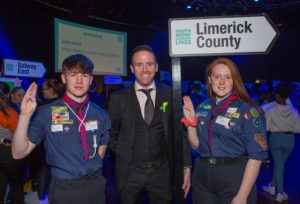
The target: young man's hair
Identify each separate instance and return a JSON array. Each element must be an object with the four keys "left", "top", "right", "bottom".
[
  {"left": 276, "top": 82, "right": 293, "bottom": 99},
  {"left": 62, "top": 54, "right": 94, "bottom": 74},
  {"left": 130, "top": 44, "right": 157, "bottom": 65}
]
